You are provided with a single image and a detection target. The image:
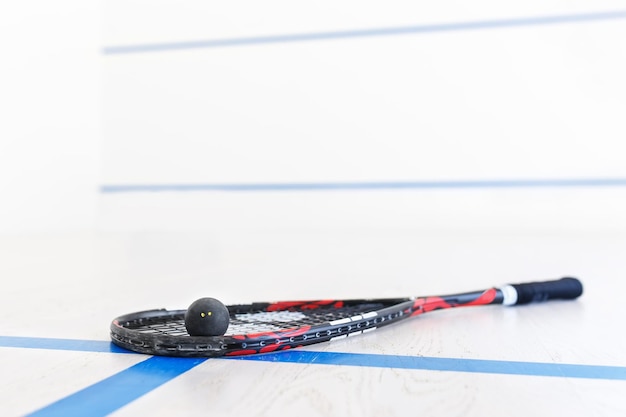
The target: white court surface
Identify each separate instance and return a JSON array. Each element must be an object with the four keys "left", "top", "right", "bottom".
[{"left": 1, "top": 229, "right": 626, "bottom": 416}]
